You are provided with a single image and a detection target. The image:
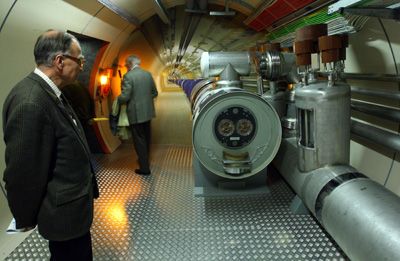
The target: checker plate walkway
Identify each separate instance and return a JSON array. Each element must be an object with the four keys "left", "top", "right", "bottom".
[{"left": 6, "top": 144, "right": 347, "bottom": 260}]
